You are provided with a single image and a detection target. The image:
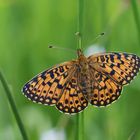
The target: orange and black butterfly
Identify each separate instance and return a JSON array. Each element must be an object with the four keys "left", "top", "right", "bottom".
[{"left": 22, "top": 49, "right": 140, "bottom": 114}]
